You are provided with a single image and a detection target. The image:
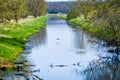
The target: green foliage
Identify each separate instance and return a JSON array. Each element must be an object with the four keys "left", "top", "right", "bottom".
[
  {"left": 56, "top": 14, "right": 67, "bottom": 20},
  {"left": 66, "top": 10, "right": 79, "bottom": 20},
  {"left": 75, "top": 0, "right": 95, "bottom": 19},
  {"left": 70, "top": 0, "right": 120, "bottom": 45},
  {"left": 90, "top": 1, "right": 120, "bottom": 41},
  {"left": 0, "top": 0, "right": 27, "bottom": 23},
  {"left": 28, "top": 0, "right": 47, "bottom": 17},
  {"left": 69, "top": 18, "right": 111, "bottom": 40},
  {"left": 0, "top": 16, "right": 48, "bottom": 62},
  {"left": 0, "top": 0, "right": 47, "bottom": 23},
  {"left": 11, "top": 0, "right": 27, "bottom": 23}
]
